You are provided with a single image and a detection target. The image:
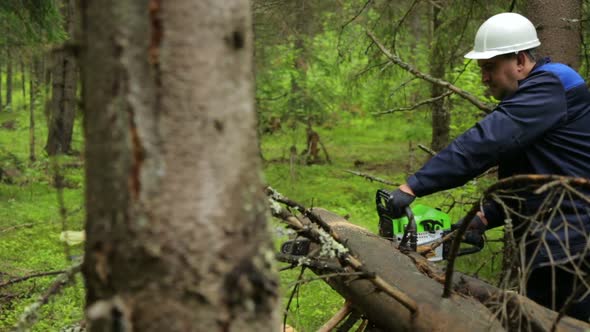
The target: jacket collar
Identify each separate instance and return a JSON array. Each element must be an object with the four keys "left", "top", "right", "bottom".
[{"left": 519, "top": 57, "right": 552, "bottom": 86}]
